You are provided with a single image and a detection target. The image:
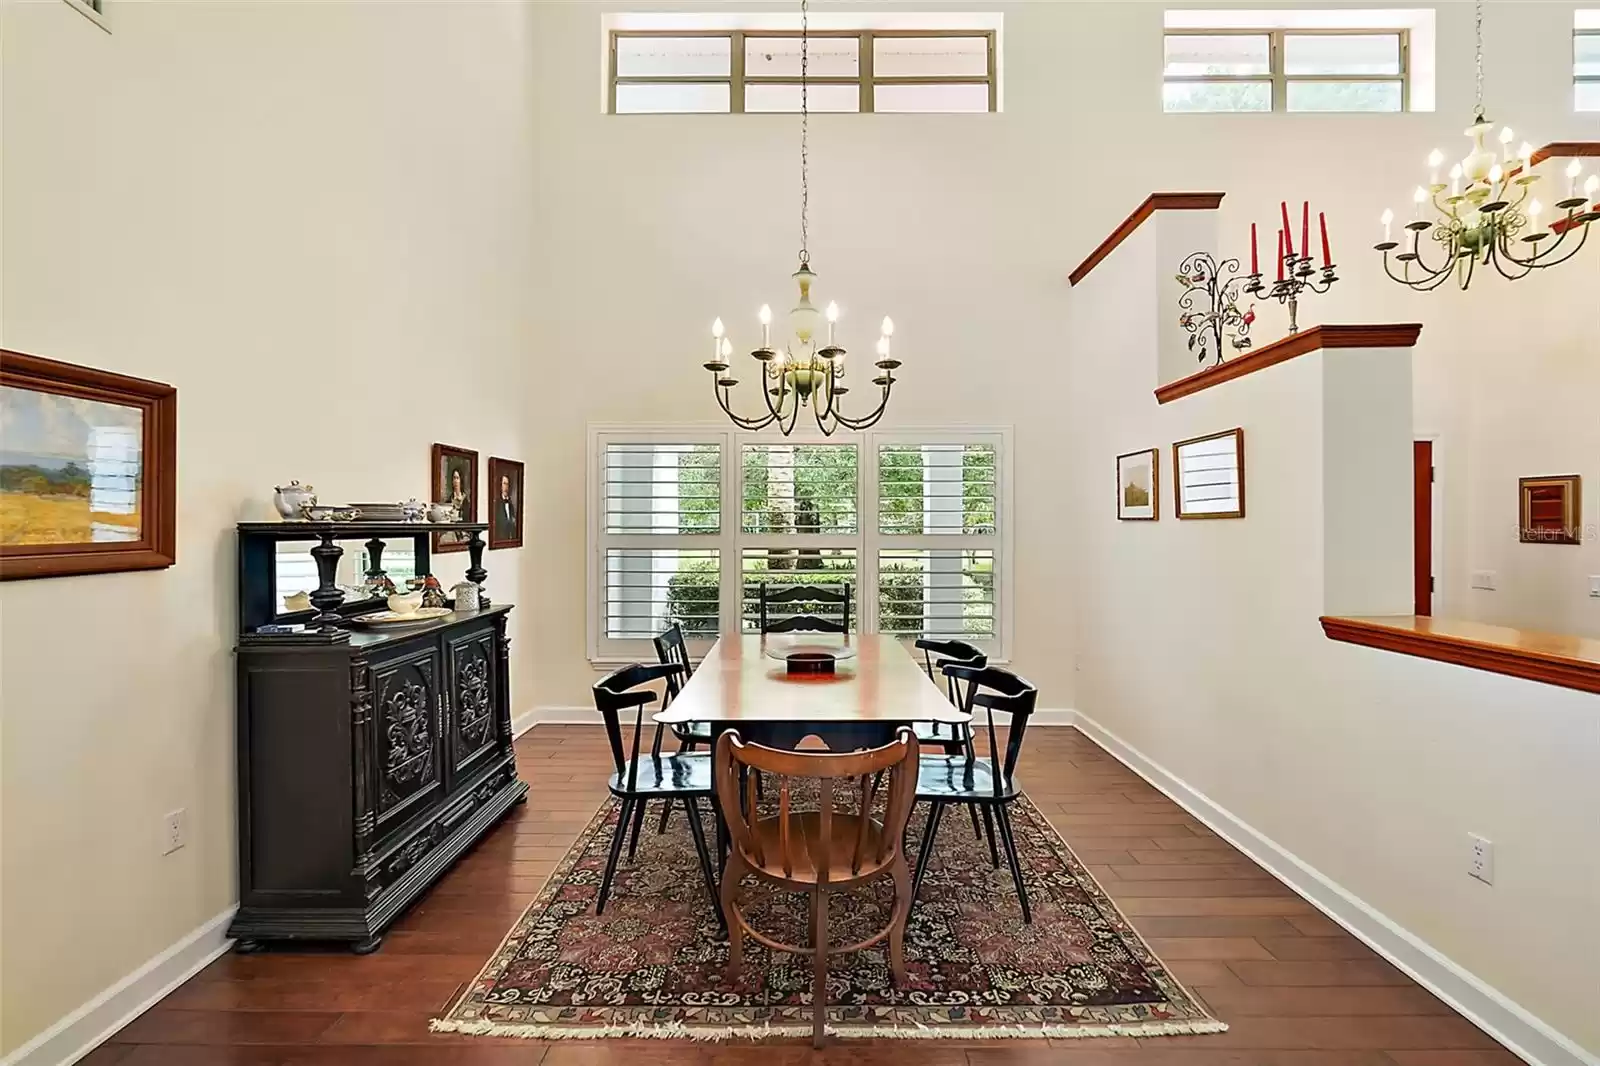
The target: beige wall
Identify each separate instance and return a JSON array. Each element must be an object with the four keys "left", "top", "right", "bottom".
[
  {"left": 1067, "top": 213, "right": 1600, "bottom": 1059},
  {"left": 0, "top": 1, "right": 537, "bottom": 1054}
]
